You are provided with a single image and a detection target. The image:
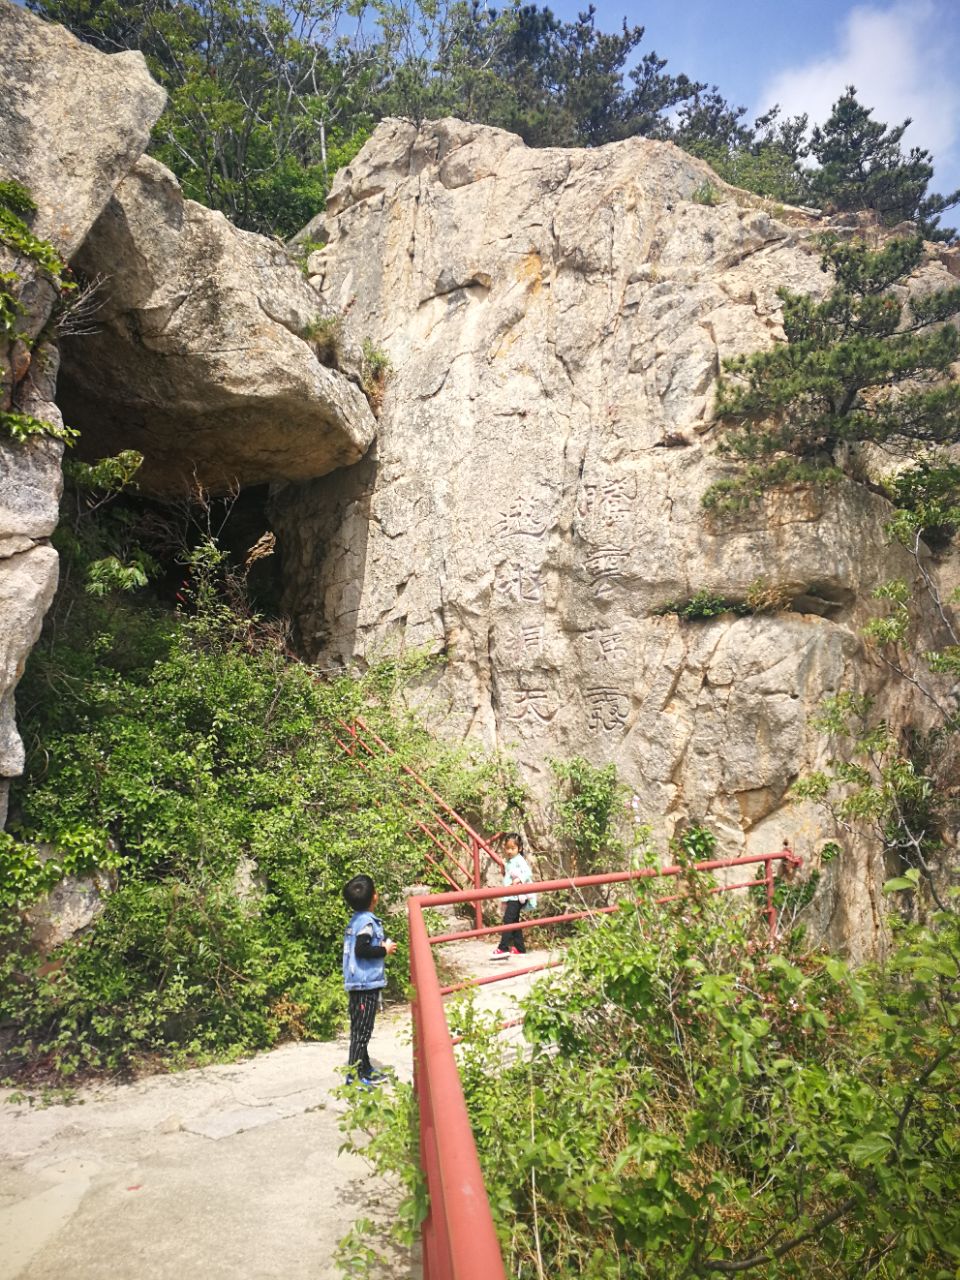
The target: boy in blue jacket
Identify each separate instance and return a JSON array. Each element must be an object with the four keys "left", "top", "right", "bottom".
[{"left": 342, "top": 874, "right": 396, "bottom": 1085}]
